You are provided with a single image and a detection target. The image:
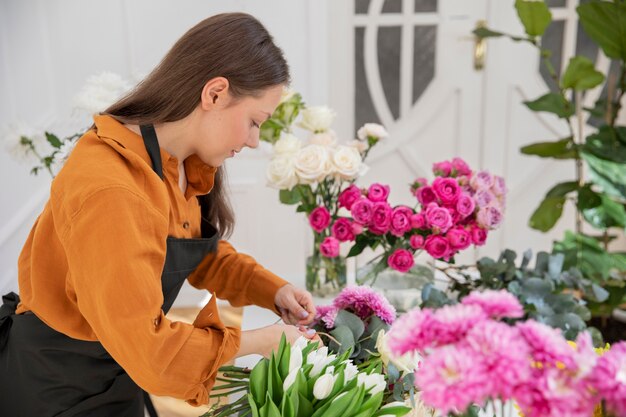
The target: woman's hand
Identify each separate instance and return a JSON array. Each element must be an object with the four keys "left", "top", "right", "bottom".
[
  {"left": 237, "top": 324, "right": 321, "bottom": 359},
  {"left": 274, "top": 284, "right": 316, "bottom": 326}
]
